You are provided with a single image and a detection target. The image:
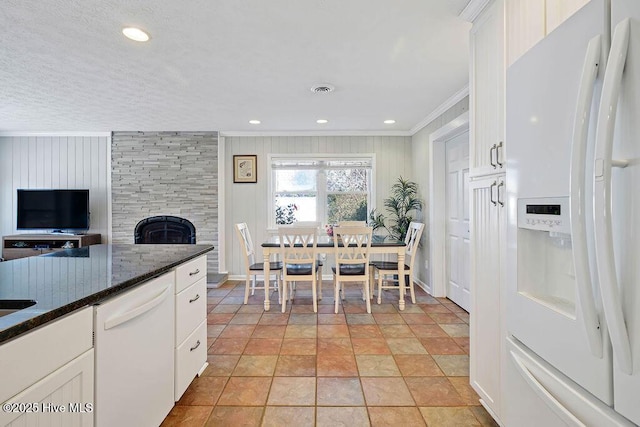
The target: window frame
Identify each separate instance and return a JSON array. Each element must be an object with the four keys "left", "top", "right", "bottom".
[{"left": 268, "top": 153, "right": 376, "bottom": 229}]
